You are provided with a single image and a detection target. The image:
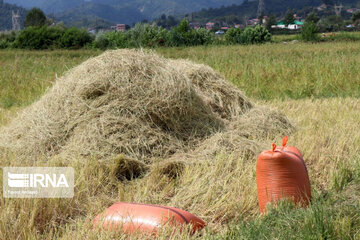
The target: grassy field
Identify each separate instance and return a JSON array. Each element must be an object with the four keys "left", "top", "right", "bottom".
[{"left": 0, "top": 42, "right": 359, "bottom": 239}]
